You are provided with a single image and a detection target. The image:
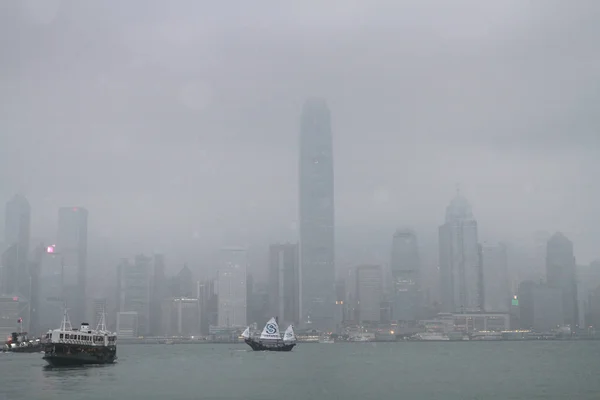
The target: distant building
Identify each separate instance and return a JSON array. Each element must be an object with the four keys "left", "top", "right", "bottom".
[
  {"left": 586, "top": 285, "right": 600, "bottom": 331},
  {"left": 162, "top": 298, "right": 201, "bottom": 337},
  {"left": 268, "top": 243, "right": 300, "bottom": 326},
  {"left": 116, "top": 311, "right": 138, "bottom": 338},
  {"left": 439, "top": 193, "right": 481, "bottom": 313},
  {"left": 334, "top": 279, "right": 347, "bottom": 330},
  {"left": 390, "top": 229, "right": 421, "bottom": 321},
  {"left": 38, "top": 247, "right": 64, "bottom": 332},
  {"left": 197, "top": 279, "right": 217, "bottom": 335},
  {"left": 88, "top": 298, "right": 107, "bottom": 329},
  {"left": 299, "top": 98, "right": 335, "bottom": 330},
  {"left": 581, "top": 261, "right": 600, "bottom": 328},
  {"left": 150, "top": 254, "right": 166, "bottom": 336},
  {"left": 518, "top": 281, "right": 563, "bottom": 332},
  {"left": 480, "top": 243, "right": 510, "bottom": 313},
  {"left": 117, "top": 255, "right": 151, "bottom": 336},
  {"left": 217, "top": 248, "right": 247, "bottom": 328},
  {"left": 0, "top": 295, "right": 27, "bottom": 340},
  {"left": 175, "top": 264, "right": 195, "bottom": 298},
  {"left": 2, "top": 194, "right": 31, "bottom": 299},
  {"left": 546, "top": 233, "right": 578, "bottom": 327},
  {"left": 356, "top": 265, "right": 382, "bottom": 323},
  {"left": 56, "top": 207, "right": 88, "bottom": 324}
]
